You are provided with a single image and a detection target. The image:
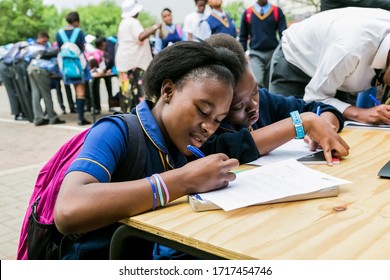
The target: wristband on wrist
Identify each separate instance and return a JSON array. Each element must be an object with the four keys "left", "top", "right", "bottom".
[
  {"left": 146, "top": 177, "right": 157, "bottom": 210},
  {"left": 152, "top": 174, "right": 165, "bottom": 207},
  {"left": 289, "top": 110, "right": 305, "bottom": 139}
]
